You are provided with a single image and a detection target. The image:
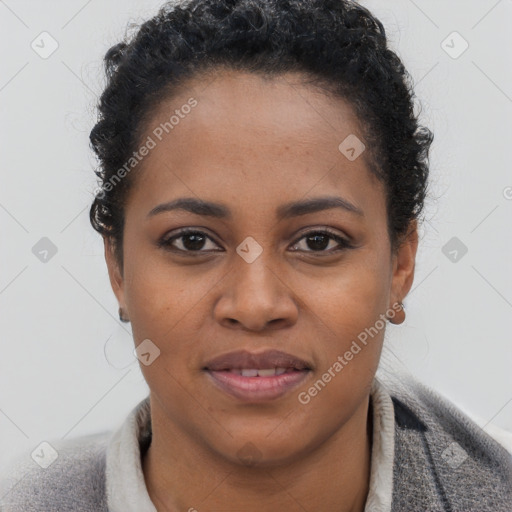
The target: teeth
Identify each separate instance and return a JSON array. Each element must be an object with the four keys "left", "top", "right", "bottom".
[
  {"left": 241, "top": 369, "right": 259, "bottom": 377},
  {"left": 257, "top": 368, "right": 277, "bottom": 377},
  {"left": 227, "top": 368, "right": 292, "bottom": 377},
  {"left": 226, "top": 368, "right": 297, "bottom": 377}
]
